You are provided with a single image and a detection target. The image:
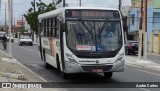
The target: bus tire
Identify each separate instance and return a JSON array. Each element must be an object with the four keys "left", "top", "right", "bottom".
[
  {"left": 104, "top": 72, "right": 113, "bottom": 79},
  {"left": 56, "top": 54, "right": 60, "bottom": 71}
]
